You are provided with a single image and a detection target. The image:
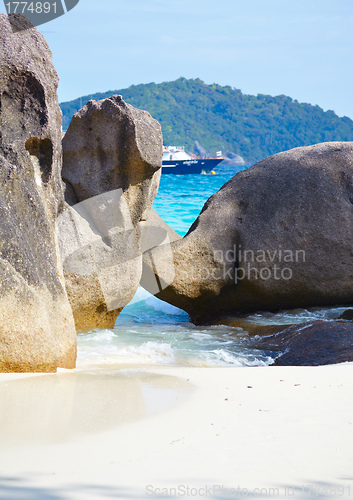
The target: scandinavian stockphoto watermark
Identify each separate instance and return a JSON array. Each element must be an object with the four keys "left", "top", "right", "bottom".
[
  {"left": 175, "top": 244, "right": 306, "bottom": 284},
  {"left": 4, "top": 0, "right": 79, "bottom": 32},
  {"left": 216, "top": 244, "right": 306, "bottom": 283}
]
